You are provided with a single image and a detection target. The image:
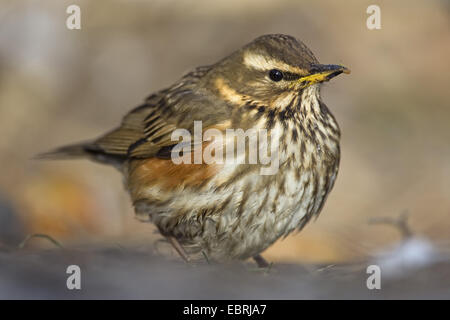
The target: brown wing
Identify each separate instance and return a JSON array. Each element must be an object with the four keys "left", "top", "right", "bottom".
[
  {"left": 39, "top": 65, "right": 232, "bottom": 167},
  {"left": 87, "top": 66, "right": 232, "bottom": 162},
  {"left": 92, "top": 92, "right": 176, "bottom": 158}
]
